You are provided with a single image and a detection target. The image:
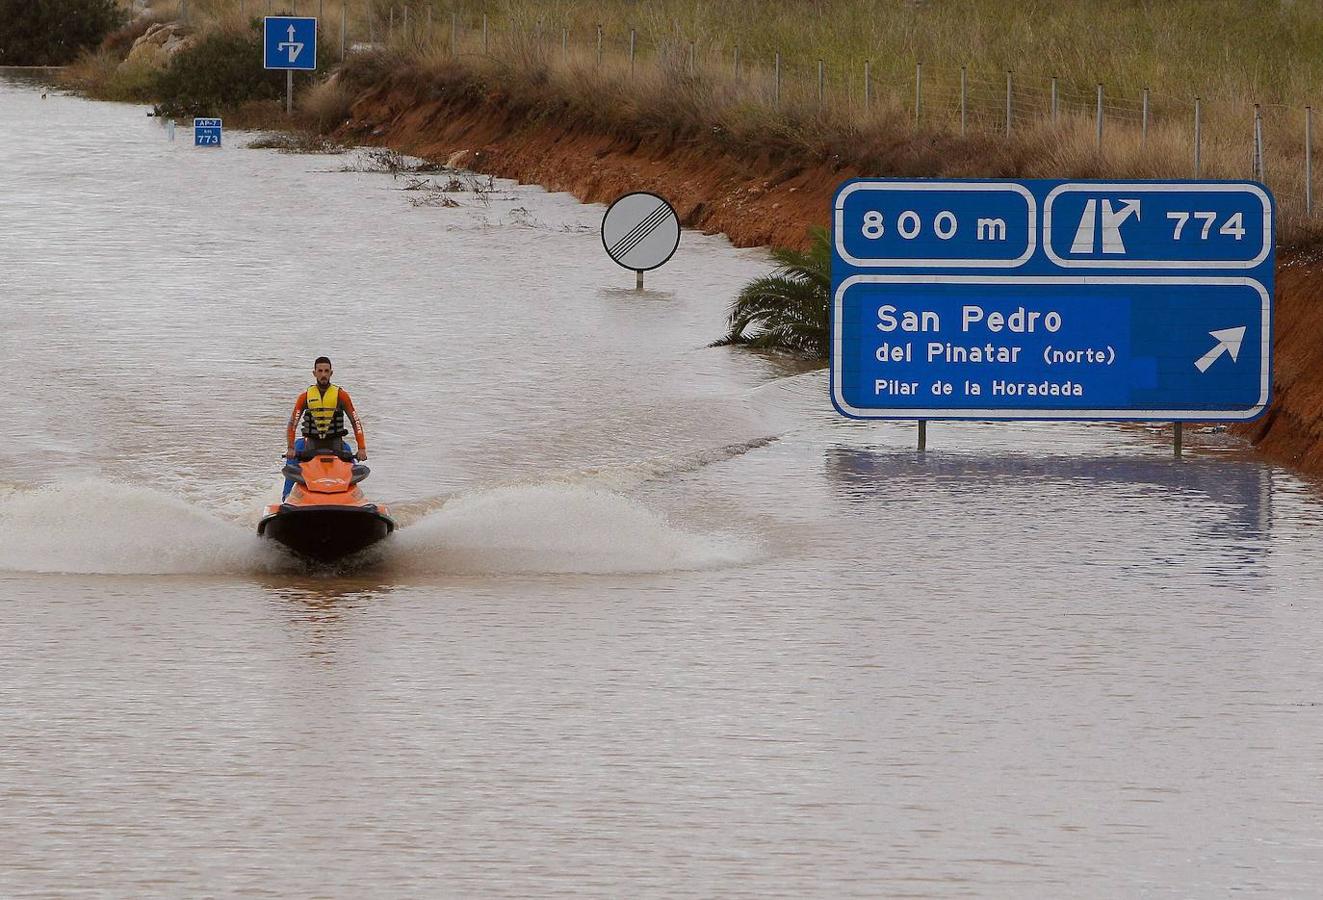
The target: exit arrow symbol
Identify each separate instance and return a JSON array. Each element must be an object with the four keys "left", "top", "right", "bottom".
[
  {"left": 277, "top": 24, "right": 303, "bottom": 63},
  {"left": 1194, "top": 326, "right": 1247, "bottom": 372}
]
